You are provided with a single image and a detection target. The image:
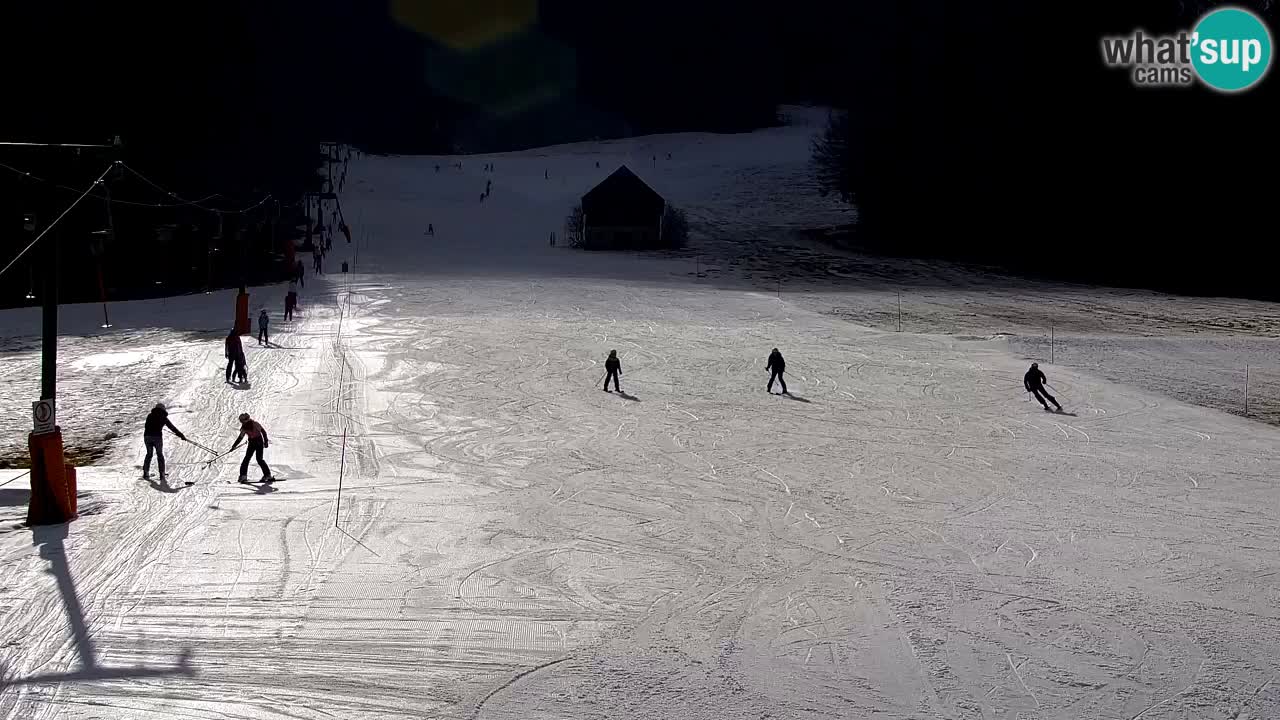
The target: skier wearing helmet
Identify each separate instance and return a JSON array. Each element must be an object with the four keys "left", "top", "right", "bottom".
[
  {"left": 142, "top": 403, "right": 186, "bottom": 480},
  {"left": 229, "top": 412, "right": 272, "bottom": 483},
  {"left": 766, "top": 348, "right": 788, "bottom": 395},
  {"left": 1024, "top": 362, "right": 1062, "bottom": 412},
  {"left": 602, "top": 350, "right": 622, "bottom": 393}
]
